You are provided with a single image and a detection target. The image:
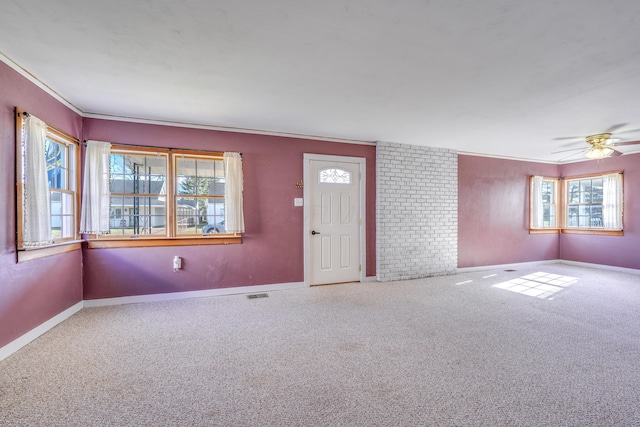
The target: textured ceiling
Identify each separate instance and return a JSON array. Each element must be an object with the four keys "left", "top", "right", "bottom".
[{"left": 2, "top": 0, "right": 640, "bottom": 162}]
